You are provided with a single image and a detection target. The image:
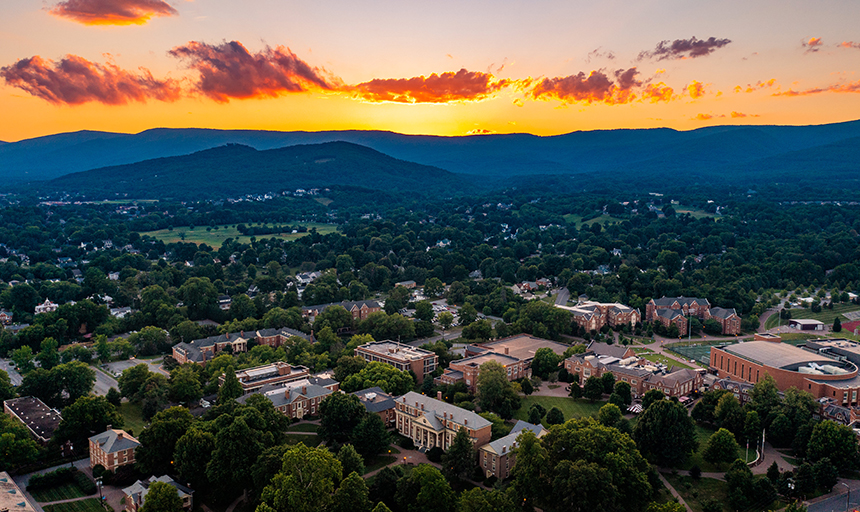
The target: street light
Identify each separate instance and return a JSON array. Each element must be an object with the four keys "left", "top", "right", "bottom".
[{"left": 842, "top": 482, "right": 850, "bottom": 511}]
